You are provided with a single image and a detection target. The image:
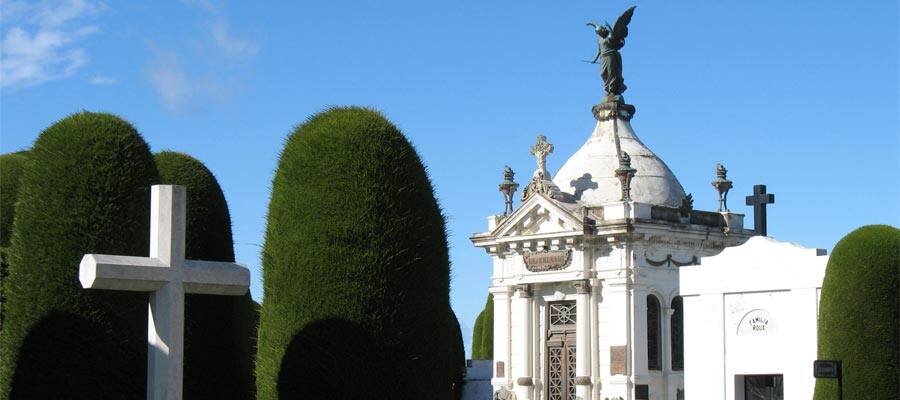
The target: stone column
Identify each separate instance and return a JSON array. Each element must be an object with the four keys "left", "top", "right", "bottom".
[
  {"left": 515, "top": 285, "right": 533, "bottom": 400},
  {"left": 490, "top": 286, "right": 513, "bottom": 390},
  {"left": 573, "top": 280, "right": 592, "bottom": 399}
]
